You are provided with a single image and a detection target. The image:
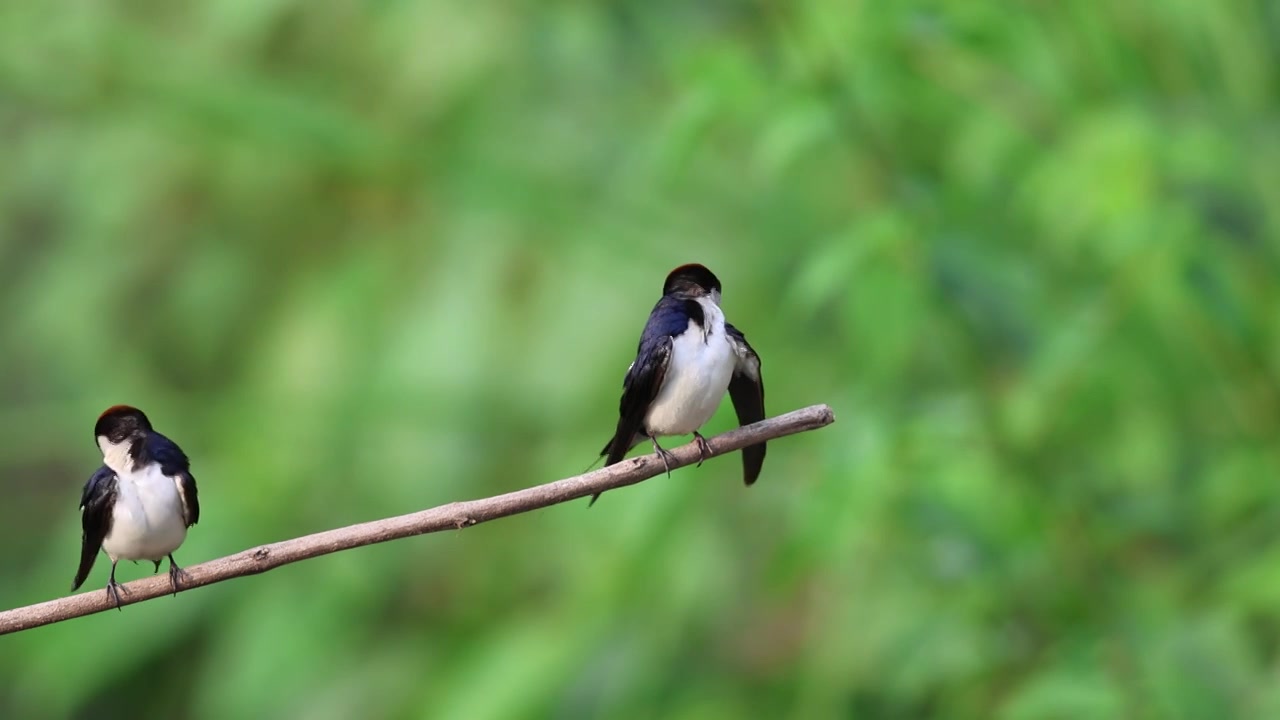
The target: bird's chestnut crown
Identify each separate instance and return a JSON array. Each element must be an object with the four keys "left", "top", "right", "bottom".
[
  {"left": 94, "top": 405, "right": 153, "bottom": 444},
  {"left": 663, "top": 263, "right": 722, "bottom": 298}
]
